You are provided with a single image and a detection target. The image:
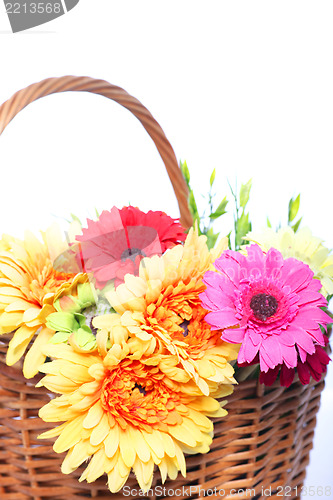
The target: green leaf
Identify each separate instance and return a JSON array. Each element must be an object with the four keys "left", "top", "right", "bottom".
[
  {"left": 49, "top": 331, "right": 71, "bottom": 344},
  {"left": 226, "top": 231, "right": 232, "bottom": 250},
  {"left": 74, "top": 329, "right": 97, "bottom": 350},
  {"left": 70, "top": 213, "right": 82, "bottom": 225},
  {"left": 95, "top": 207, "right": 100, "bottom": 218},
  {"left": 46, "top": 312, "right": 76, "bottom": 333},
  {"left": 209, "top": 196, "right": 228, "bottom": 219},
  {"left": 288, "top": 194, "right": 300, "bottom": 223},
  {"left": 77, "top": 283, "right": 97, "bottom": 309},
  {"left": 292, "top": 217, "right": 302, "bottom": 233},
  {"left": 209, "top": 168, "right": 216, "bottom": 186},
  {"left": 206, "top": 228, "right": 219, "bottom": 249},
  {"left": 266, "top": 217, "right": 272, "bottom": 228},
  {"left": 188, "top": 190, "right": 199, "bottom": 219},
  {"left": 74, "top": 313, "right": 90, "bottom": 328},
  {"left": 239, "top": 179, "right": 252, "bottom": 208},
  {"left": 209, "top": 212, "right": 224, "bottom": 220},
  {"left": 180, "top": 160, "right": 190, "bottom": 185},
  {"left": 235, "top": 212, "right": 252, "bottom": 248}
]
